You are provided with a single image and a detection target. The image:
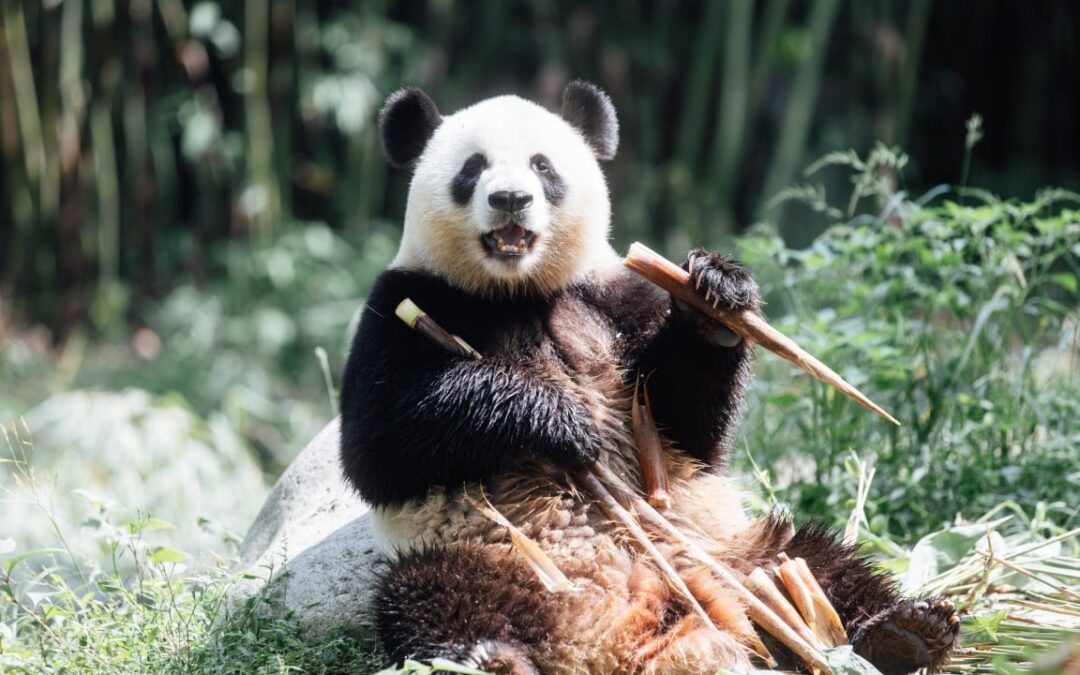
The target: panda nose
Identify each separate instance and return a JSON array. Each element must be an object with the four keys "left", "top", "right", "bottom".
[{"left": 488, "top": 190, "right": 533, "bottom": 213}]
